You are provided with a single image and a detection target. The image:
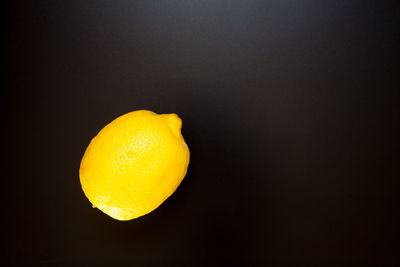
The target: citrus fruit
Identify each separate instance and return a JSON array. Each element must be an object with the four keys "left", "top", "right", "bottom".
[{"left": 79, "top": 110, "right": 190, "bottom": 220}]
